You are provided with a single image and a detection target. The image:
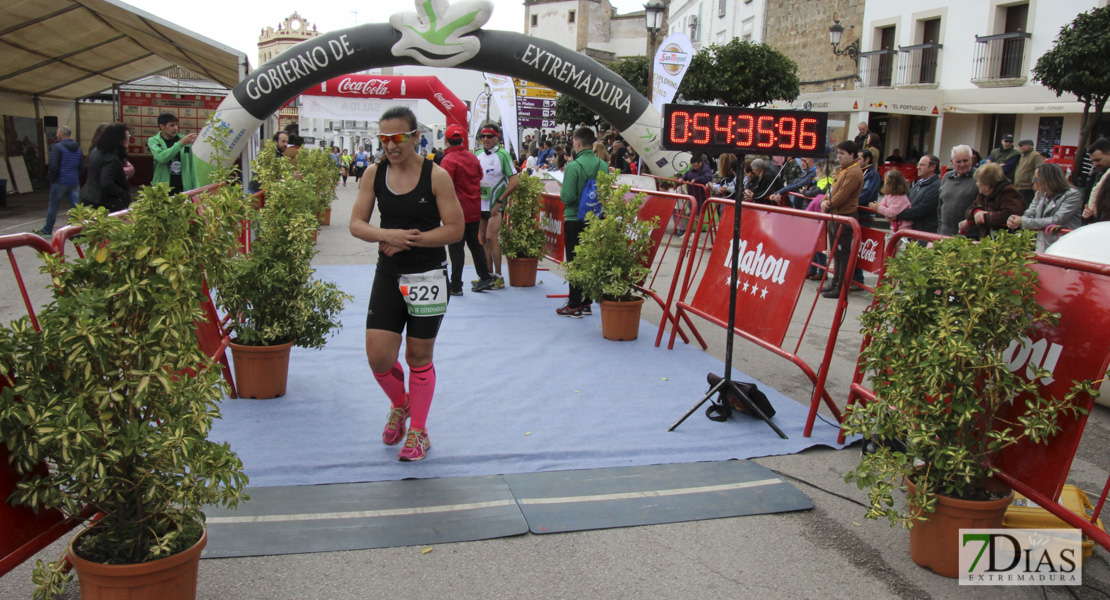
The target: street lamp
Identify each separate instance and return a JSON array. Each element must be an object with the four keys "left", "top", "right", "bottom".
[
  {"left": 644, "top": 1, "right": 665, "bottom": 58},
  {"left": 829, "top": 19, "right": 860, "bottom": 68}
]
